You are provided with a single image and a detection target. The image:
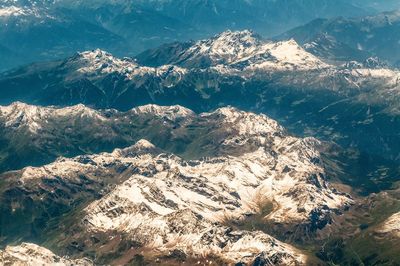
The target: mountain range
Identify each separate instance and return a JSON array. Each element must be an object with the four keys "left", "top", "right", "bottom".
[
  {"left": 0, "top": 0, "right": 396, "bottom": 71},
  {"left": 1, "top": 30, "right": 400, "bottom": 165},
  {"left": 0, "top": 103, "right": 399, "bottom": 265}
]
